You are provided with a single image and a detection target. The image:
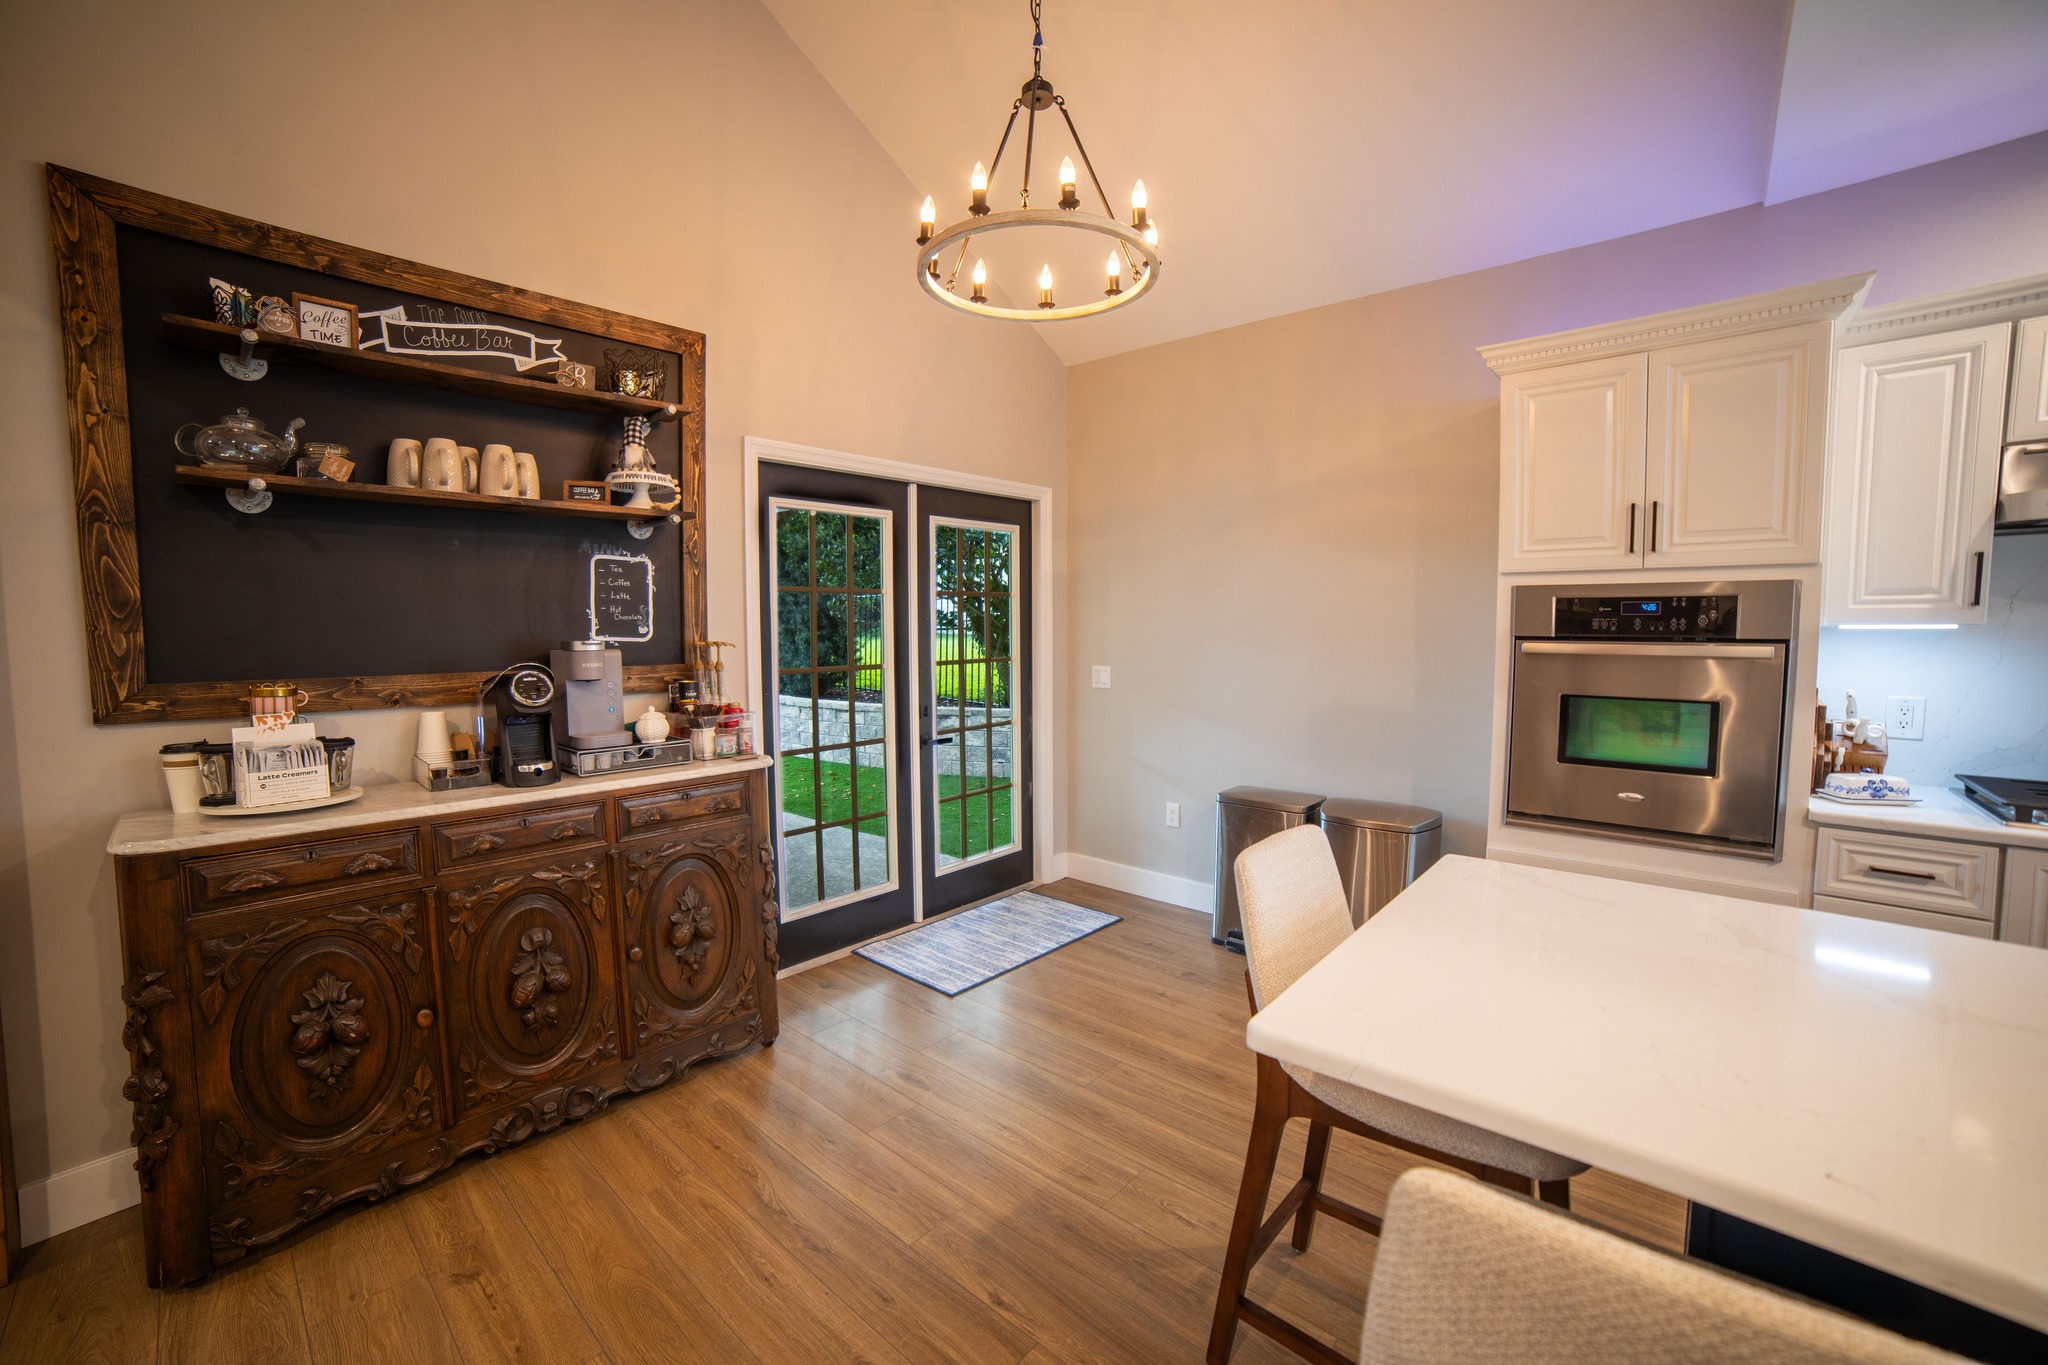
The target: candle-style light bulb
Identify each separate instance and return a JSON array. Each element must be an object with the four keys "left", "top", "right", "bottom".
[
  {"left": 917, "top": 194, "right": 935, "bottom": 244},
  {"left": 1105, "top": 250, "right": 1122, "bottom": 296},
  {"left": 1058, "top": 155, "right": 1079, "bottom": 209},
  {"left": 1037, "top": 264, "right": 1054, "bottom": 309},
  {"left": 1143, "top": 220, "right": 1159, "bottom": 248},
  {"left": 970, "top": 161, "right": 989, "bottom": 215},
  {"left": 1130, "top": 178, "right": 1149, "bottom": 229},
  {"left": 971, "top": 258, "right": 988, "bottom": 303}
]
